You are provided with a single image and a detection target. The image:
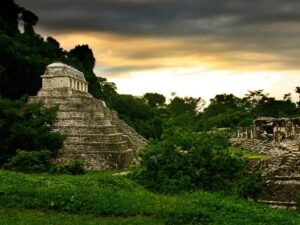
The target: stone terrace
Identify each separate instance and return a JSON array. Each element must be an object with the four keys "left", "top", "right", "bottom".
[{"left": 231, "top": 117, "right": 300, "bottom": 208}]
